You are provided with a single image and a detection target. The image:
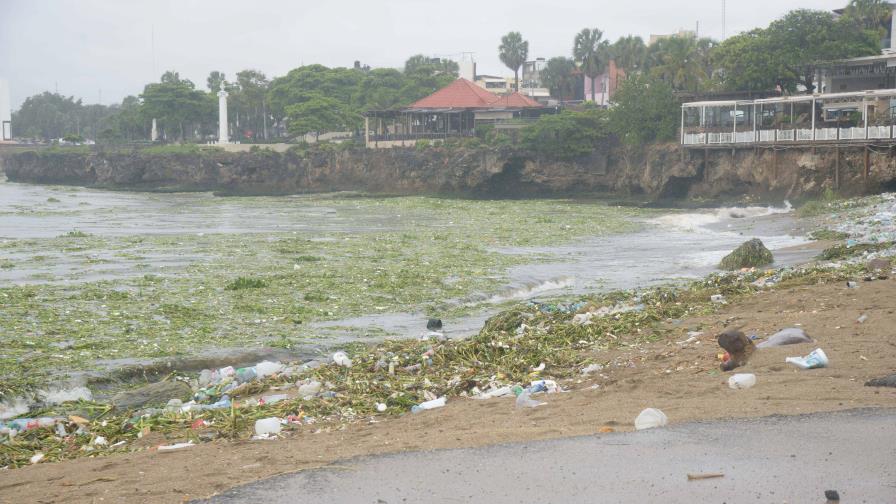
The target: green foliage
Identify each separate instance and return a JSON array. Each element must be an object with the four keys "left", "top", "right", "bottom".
[
  {"left": 609, "top": 75, "right": 679, "bottom": 146},
  {"left": 140, "top": 144, "right": 203, "bottom": 155},
  {"left": 140, "top": 71, "right": 216, "bottom": 141},
  {"left": 797, "top": 188, "right": 840, "bottom": 217},
  {"left": 499, "top": 31, "right": 529, "bottom": 91},
  {"left": 647, "top": 36, "right": 714, "bottom": 92},
  {"left": 225, "top": 277, "right": 268, "bottom": 290},
  {"left": 521, "top": 109, "right": 609, "bottom": 160},
  {"left": 540, "top": 57, "right": 577, "bottom": 100},
  {"left": 819, "top": 241, "right": 893, "bottom": 260},
  {"left": 61, "top": 134, "right": 84, "bottom": 143},
  {"left": 574, "top": 28, "right": 610, "bottom": 99},
  {"left": 415, "top": 139, "right": 432, "bottom": 150},
  {"left": 809, "top": 229, "right": 850, "bottom": 241},
  {"left": 719, "top": 238, "right": 774, "bottom": 270},
  {"left": 714, "top": 9, "right": 879, "bottom": 92},
  {"left": 285, "top": 95, "right": 360, "bottom": 138},
  {"left": 611, "top": 35, "right": 648, "bottom": 73}
]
